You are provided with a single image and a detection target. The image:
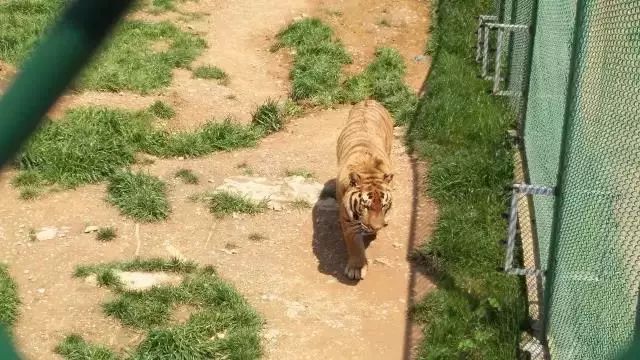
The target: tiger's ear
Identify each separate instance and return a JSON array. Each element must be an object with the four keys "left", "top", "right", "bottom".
[
  {"left": 383, "top": 173, "right": 394, "bottom": 184},
  {"left": 349, "top": 172, "right": 361, "bottom": 187}
]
